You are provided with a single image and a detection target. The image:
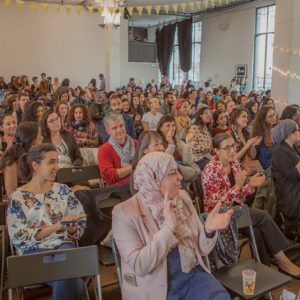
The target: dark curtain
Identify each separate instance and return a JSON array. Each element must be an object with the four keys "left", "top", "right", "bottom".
[
  {"left": 156, "top": 23, "right": 176, "bottom": 76},
  {"left": 177, "top": 18, "right": 193, "bottom": 73}
]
